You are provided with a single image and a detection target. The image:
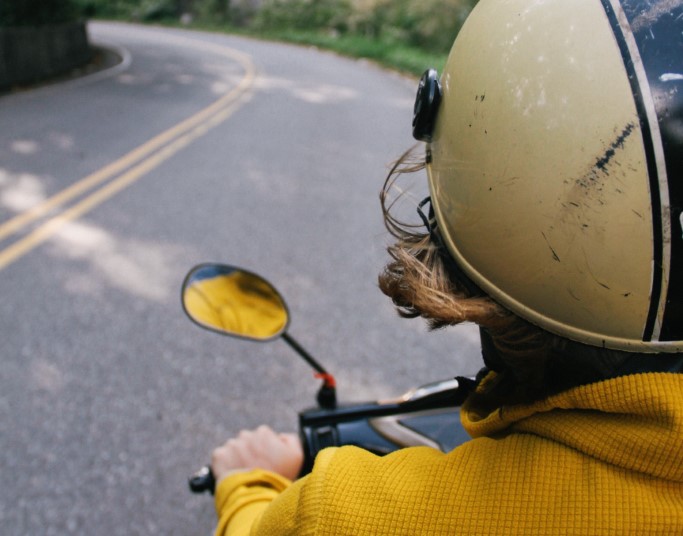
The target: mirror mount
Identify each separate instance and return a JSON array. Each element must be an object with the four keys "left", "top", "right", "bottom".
[{"left": 282, "top": 333, "right": 337, "bottom": 409}]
